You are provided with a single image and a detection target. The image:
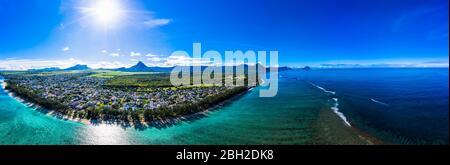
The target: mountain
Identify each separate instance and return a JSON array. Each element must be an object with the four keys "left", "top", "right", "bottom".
[
  {"left": 277, "top": 66, "right": 293, "bottom": 71},
  {"left": 112, "top": 62, "right": 290, "bottom": 73},
  {"left": 22, "top": 62, "right": 290, "bottom": 73},
  {"left": 147, "top": 66, "right": 174, "bottom": 72},
  {"left": 266, "top": 66, "right": 292, "bottom": 72},
  {"left": 116, "top": 61, "right": 154, "bottom": 72},
  {"left": 28, "top": 67, "right": 61, "bottom": 72},
  {"left": 64, "top": 64, "right": 90, "bottom": 71},
  {"left": 171, "top": 64, "right": 290, "bottom": 73}
]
